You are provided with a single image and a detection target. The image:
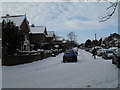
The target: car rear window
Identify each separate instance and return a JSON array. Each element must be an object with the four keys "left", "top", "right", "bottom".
[{"left": 65, "top": 50, "right": 74, "bottom": 54}]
